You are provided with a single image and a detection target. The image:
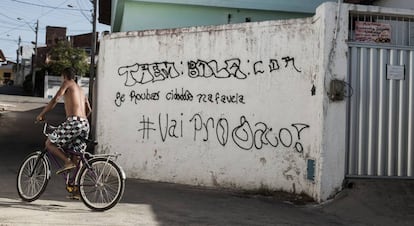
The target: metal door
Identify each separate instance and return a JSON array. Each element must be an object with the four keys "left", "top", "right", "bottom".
[{"left": 346, "top": 12, "right": 414, "bottom": 178}]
